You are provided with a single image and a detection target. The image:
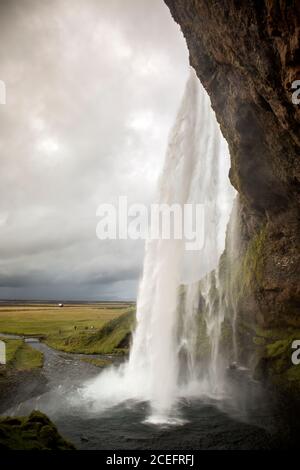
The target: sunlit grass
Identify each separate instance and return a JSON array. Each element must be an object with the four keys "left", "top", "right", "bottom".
[
  {"left": 0, "top": 303, "right": 135, "bottom": 355},
  {"left": 0, "top": 304, "right": 131, "bottom": 337}
]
